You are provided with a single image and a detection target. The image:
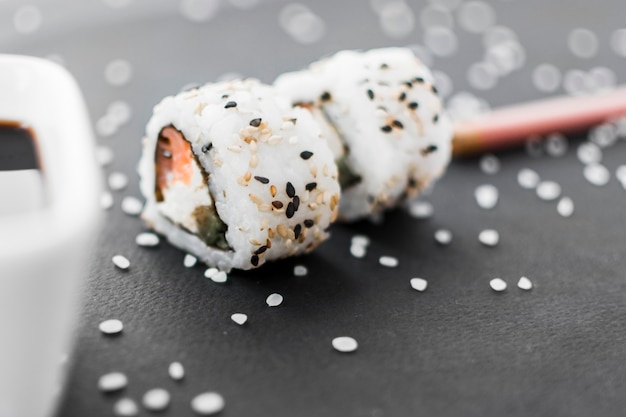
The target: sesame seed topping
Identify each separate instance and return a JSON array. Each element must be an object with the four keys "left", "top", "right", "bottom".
[
  {"left": 380, "top": 63, "right": 389, "bottom": 69},
  {"left": 270, "top": 185, "right": 277, "bottom": 197},
  {"left": 224, "top": 101, "right": 237, "bottom": 108},
  {"left": 367, "top": 89, "right": 375, "bottom": 100},
  {"left": 112, "top": 255, "right": 130, "bottom": 270},
  {"left": 320, "top": 91, "right": 331, "bottom": 101},
  {"left": 113, "top": 398, "right": 139, "bottom": 416},
  {"left": 408, "top": 101, "right": 419, "bottom": 110},
  {"left": 99, "top": 319, "right": 123, "bottom": 335},
  {"left": 250, "top": 255, "right": 260, "bottom": 266},
  {"left": 399, "top": 92, "right": 407, "bottom": 101},
  {"left": 557, "top": 197, "right": 575, "bottom": 217},
  {"left": 392, "top": 120, "right": 404, "bottom": 129},
  {"left": 381, "top": 125, "right": 393, "bottom": 133},
  {"left": 414, "top": 76, "right": 425, "bottom": 83},
  {"left": 294, "top": 265, "right": 308, "bottom": 276},
  {"left": 168, "top": 362, "right": 185, "bottom": 381},
  {"left": 404, "top": 81, "right": 413, "bottom": 88},
  {"left": 479, "top": 229, "right": 500, "bottom": 247},
  {"left": 294, "top": 224, "right": 302, "bottom": 239},
  {"left": 300, "top": 151, "right": 314, "bottom": 160},
  {"left": 201, "top": 143, "right": 212, "bottom": 153},
  {"left": 266, "top": 293, "right": 283, "bottom": 307},
  {"left": 379, "top": 256, "right": 399, "bottom": 268},
  {"left": 433, "top": 114, "right": 440, "bottom": 123},
  {"left": 184, "top": 254, "right": 197, "bottom": 268},
  {"left": 434, "top": 229, "right": 452, "bottom": 245},
  {"left": 191, "top": 392, "right": 225, "bottom": 415},
  {"left": 431, "top": 85, "right": 439, "bottom": 94},
  {"left": 421, "top": 144, "right": 438, "bottom": 155},
  {"left": 292, "top": 195, "right": 300, "bottom": 210},
  {"left": 231, "top": 313, "right": 247, "bottom": 325},
  {"left": 249, "top": 118, "right": 262, "bottom": 127},
  {"left": 98, "top": 372, "right": 128, "bottom": 393},
  {"left": 272, "top": 201, "right": 283, "bottom": 209},
  {"left": 518, "top": 277, "right": 533, "bottom": 290},
  {"left": 475, "top": 184, "right": 499, "bottom": 210},
  {"left": 254, "top": 246, "right": 268, "bottom": 255},
  {"left": 332, "top": 336, "right": 358, "bottom": 353},
  {"left": 305, "top": 182, "right": 317, "bottom": 191},
  {"left": 490, "top": 278, "right": 507, "bottom": 292},
  {"left": 410, "top": 278, "right": 428, "bottom": 292},
  {"left": 142, "top": 388, "right": 170, "bottom": 411},
  {"left": 286, "top": 182, "right": 295, "bottom": 197},
  {"left": 304, "top": 219, "right": 314, "bottom": 228},
  {"left": 286, "top": 202, "right": 295, "bottom": 218},
  {"left": 254, "top": 176, "right": 270, "bottom": 184}
]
